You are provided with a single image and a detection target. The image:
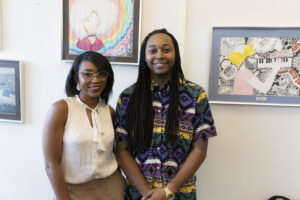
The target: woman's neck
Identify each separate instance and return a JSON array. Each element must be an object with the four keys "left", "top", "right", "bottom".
[{"left": 78, "top": 93, "right": 98, "bottom": 108}]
